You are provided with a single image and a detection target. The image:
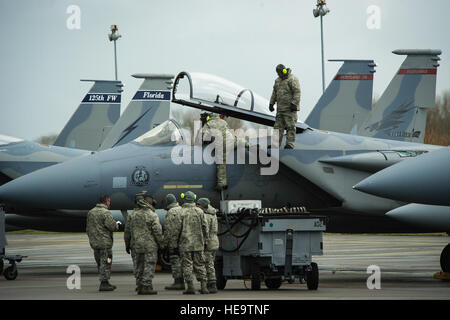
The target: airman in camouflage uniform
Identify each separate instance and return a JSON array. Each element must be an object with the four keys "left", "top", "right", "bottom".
[
  {"left": 269, "top": 64, "right": 301, "bottom": 149},
  {"left": 163, "top": 193, "right": 185, "bottom": 290},
  {"left": 201, "top": 114, "right": 235, "bottom": 190},
  {"left": 178, "top": 191, "right": 209, "bottom": 294},
  {"left": 197, "top": 198, "right": 219, "bottom": 294},
  {"left": 86, "top": 195, "right": 119, "bottom": 291},
  {"left": 124, "top": 191, "right": 164, "bottom": 295}
]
